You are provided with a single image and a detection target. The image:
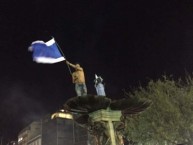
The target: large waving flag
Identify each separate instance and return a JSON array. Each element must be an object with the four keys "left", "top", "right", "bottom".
[{"left": 29, "top": 38, "right": 65, "bottom": 64}]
